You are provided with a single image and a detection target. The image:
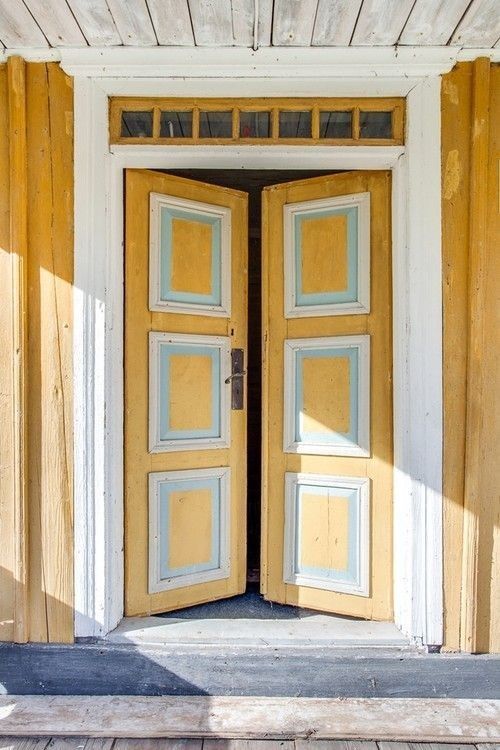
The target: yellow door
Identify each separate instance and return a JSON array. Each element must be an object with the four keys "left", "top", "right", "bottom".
[
  {"left": 125, "top": 170, "right": 248, "bottom": 616},
  {"left": 262, "top": 171, "right": 393, "bottom": 620}
]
